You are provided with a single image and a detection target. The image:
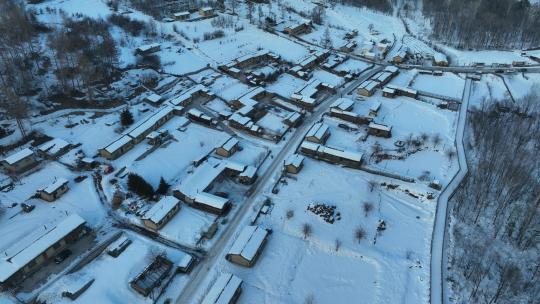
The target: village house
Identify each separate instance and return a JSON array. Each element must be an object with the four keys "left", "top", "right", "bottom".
[
  {"left": 239, "top": 166, "right": 257, "bottom": 185},
  {"left": 283, "top": 111, "right": 303, "bottom": 127},
  {"left": 283, "top": 20, "right": 312, "bottom": 36},
  {"left": 173, "top": 158, "right": 245, "bottom": 215},
  {"left": 38, "top": 178, "right": 69, "bottom": 202},
  {"left": 130, "top": 255, "right": 173, "bottom": 297},
  {"left": 284, "top": 154, "right": 305, "bottom": 174},
  {"left": 369, "top": 101, "right": 382, "bottom": 117},
  {"left": 385, "top": 85, "right": 418, "bottom": 99},
  {"left": 226, "top": 225, "right": 269, "bottom": 267},
  {"left": 169, "top": 85, "right": 214, "bottom": 108},
  {"left": 0, "top": 214, "right": 87, "bottom": 290},
  {"left": 300, "top": 141, "right": 363, "bottom": 168},
  {"left": 145, "top": 93, "right": 163, "bottom": 106},
  {"left": 135, "top": 43, "right": 161, "bottom": 56},
  {"left": 216, "top": 136, "right": 240, "bottom": 158},
  {"left": 99, "top": 135, "right": 134, "bottom": 160},
  {"left": 37, "top": 138, "right": 71, "bottom": 158},
  {"left": 331, "top": 98, "right": 355, "bottom": 111},
  {"left": 339, "top": 40, "right": 357, "bottom": 53},
  {"left": 362, "top": 51, "right": 378, "bottom": 61},
  {"left": 392, "top": 49, "right": 409, "bottom": 64},
  {"left": 199, "top": 7, "right": 214, "bottom": 17},
  {"left": 202, "top": 273, "right": 243, "bottom": 304},
  {"left": 384, "top": 65, "right": 399, "bottom": 75},
  {"left": 328, "top": 108, "right": 372, "bottom": 125},
  {"left": 173, "top": 11, "right": 190, "bottom": 21},
  {"left": 368, "top": 122, "right": 392, "bottom": 138},
  {"left": 291, "top": 79, "right": 335, "bottom": 109},
  {"left": 382, "top": 87, "right": 396, "bottom": 98},
  {"left": 188, "top": 109, "right": 215, "bottom": 126},
  {"left": 228, "top": 113, "right": 263, "bottom": 136},
  {"left": 433, "top": 53, "right": 449, "bottom": 67},
  {"left": 357, "top": 80, "right": 379, "bottom": 97},
  {"left": 142, "top": 196, "right": 181, "bottom": 230},
  {"left": 305, "top": 122, "right": 330, "bottom": 144},
  {"left": 371, "top": 71, "right": 394, "bottom": 87},
  {"left": 1, "top": 148, "right": 38, "bottom": 174},
  {"left": 146, "top": 130, "right": 169, "bottom": 145},
  {"left": 344, "top": 29, "right": 358, "bottom": 40},
  {"left": 128, "top": 106, "right": 175, "bottom": 144}
]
